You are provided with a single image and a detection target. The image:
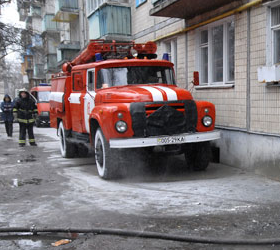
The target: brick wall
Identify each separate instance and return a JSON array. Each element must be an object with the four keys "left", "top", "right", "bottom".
[
  {"left": 132, "top": 1, "right": 280, "bottom": 135},
  {"left": 250, "top": 6, "right": 280, "bottom": 134}
]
